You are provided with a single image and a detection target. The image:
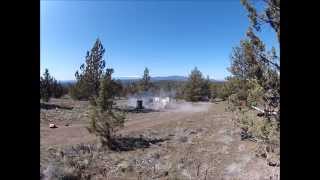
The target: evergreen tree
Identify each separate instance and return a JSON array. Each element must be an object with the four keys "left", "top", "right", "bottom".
[
  {"left": 114, "top": 79, "right": 123, "bottom": 99},
  {"left": 184, "top": 67, "right": 206, "bottom": 102},
  {"left": 241, "top": 0, "right": 280, "bottom": 41},
  {"left": 40, "top": 69, "right": 53, "bottom": 102},
  {"left": 71, "top": 38, "right": 106, "bottom": 101},
  {"left": 201, "top": 76, "right": 211, "bottom": 99},
  {"left": 226, "top": 0, "right": 280, "bottom": 165},
  {"left": 87, "top": 69, "right": 125, "bottom": 148},
  {"left": 51, "top": 79, "right": 64, "bottom": 98},
  {"left": 229, "top": 28, "right": 279, "bottom": 111},
  {"left": 139, "top": 67, "right": 152, "bottom": 92},
  {"left": 95, "top": 68, "right": 115, "bottom": 110}
]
